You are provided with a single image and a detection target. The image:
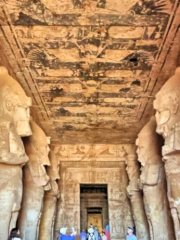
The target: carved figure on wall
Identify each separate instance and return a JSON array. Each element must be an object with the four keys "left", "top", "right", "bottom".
[
  {"left": 125, "top": 154, "right": 150, "bottom": 240},
  {"left": 153, "top": 67, "right": 180, "bottom": 239},
  {"left": 39, "top": 149, "right": 60, "bottom": 240},
  {"left": 18, "top": 120, "right": 51, "bottom": 240},
  {"left": 66, "top": 172, "right": 73, "bottom": 181},
  {"left": 136, "top": 117, "right": 175, "bottom": 240},
  {"left": 0, "top": 66, "right": 32, "bottom": 240},
  {"left": 111, "top": 213, "right": 118, "bottom": 234},
  {"left": 82, "top": 171, "right": 90, "bottom": 182}
]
